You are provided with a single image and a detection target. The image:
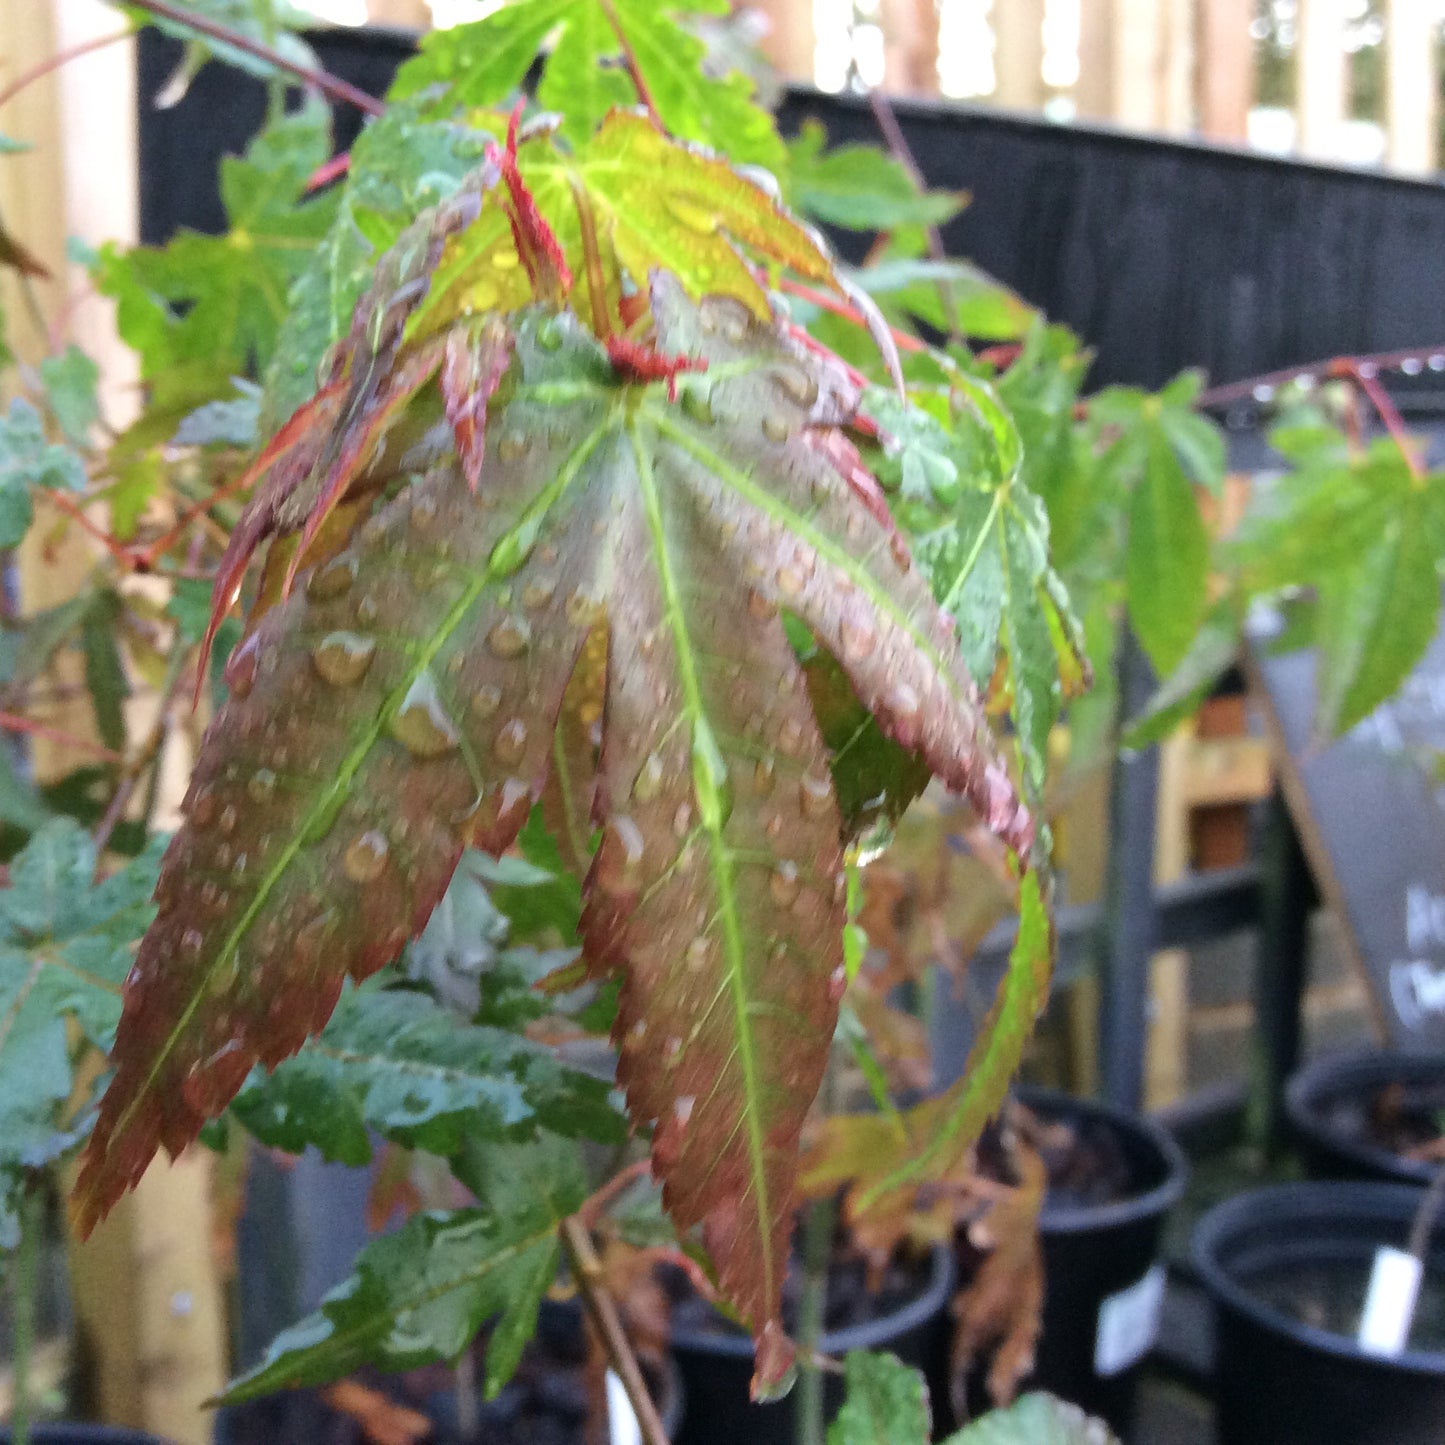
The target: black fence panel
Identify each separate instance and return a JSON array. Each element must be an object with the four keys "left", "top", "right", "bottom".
[{"left": 138, "top": 27, "right": 1445, "bottom": 390}]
